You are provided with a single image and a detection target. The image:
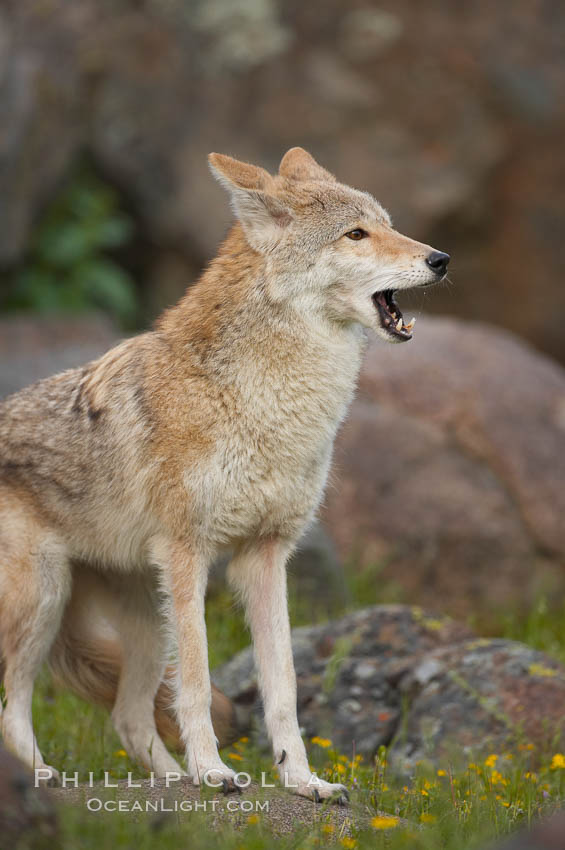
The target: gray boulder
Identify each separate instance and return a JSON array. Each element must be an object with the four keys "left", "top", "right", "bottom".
[
  {"left": 213, "top": 604, "right": 565, "bottom": 767},
  {"left": 488, "top": 813, "right": 565, "bottom": 850},
  {"left": 323, "top": 317, "right": 565, "bottom": 617},
  {"left": 0, "top": 746, "right": 58, "bottom": 849}
]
